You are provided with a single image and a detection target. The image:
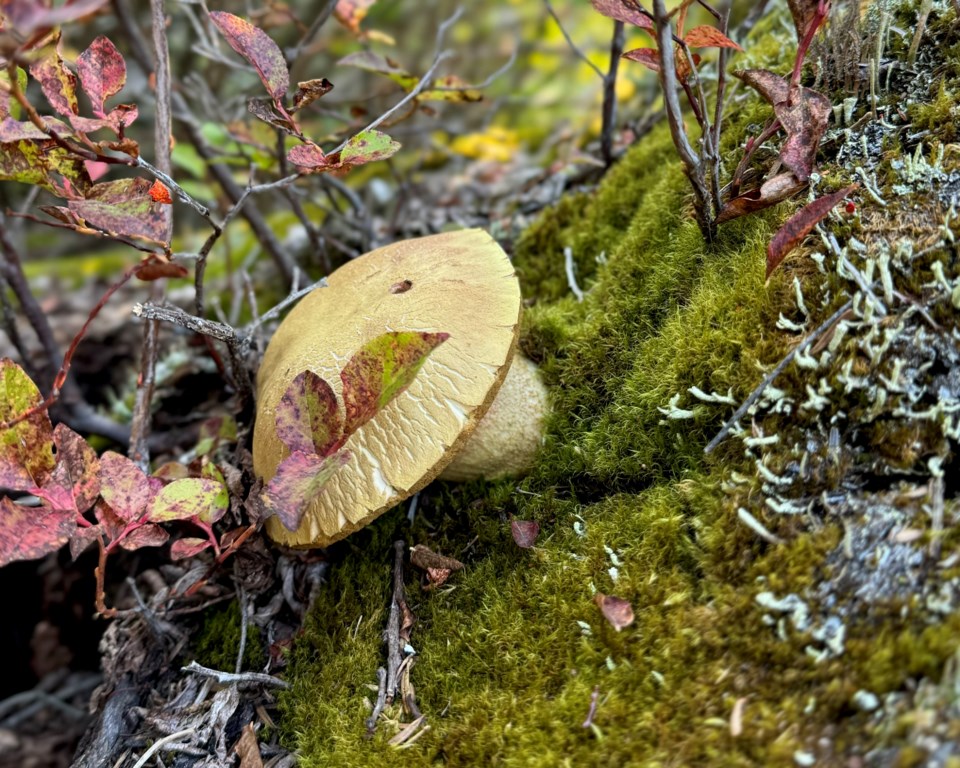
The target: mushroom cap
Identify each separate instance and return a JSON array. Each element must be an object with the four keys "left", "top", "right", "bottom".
[{"left": 254, "top": 229, "right": 521, "bottom": 548}]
